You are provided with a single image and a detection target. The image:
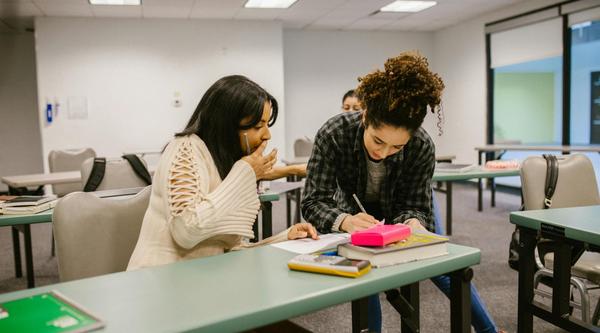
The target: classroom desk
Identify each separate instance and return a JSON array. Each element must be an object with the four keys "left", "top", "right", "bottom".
[
  {"left": 0, "top": 189, "right": 281, "bottom": 289},
  {"left": 1, "top": 171, "right": 80, "bottom": 190},
  {"left": 510, "top": 206, "right": 600, "bottom": 333},
  {"left": 0, "top": 244, "right": 480, "bottom": 333},
  {"left": 433, "top": 167, "right": 519, "bottom": 235},
  {"left": 475, "top": 144, "right": 600, "bottom": 211}
]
